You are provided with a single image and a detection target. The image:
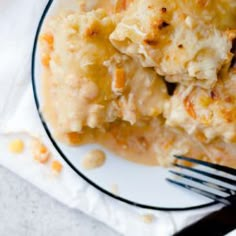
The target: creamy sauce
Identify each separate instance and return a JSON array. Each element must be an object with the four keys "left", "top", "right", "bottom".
[
  {"left": 57, "top": 120, "right": 160, "bottom": 166},
  {"left": 42, "top": 64, "right": 236, "bottom": 168},
  {"left": 82, "top": 149, "right": 106, "bottom": 169}
]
